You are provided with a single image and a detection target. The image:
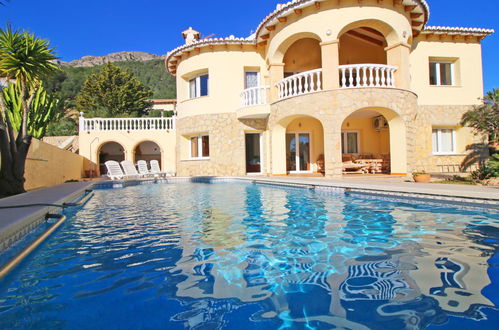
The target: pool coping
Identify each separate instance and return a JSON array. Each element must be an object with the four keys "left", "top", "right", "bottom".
[{"left": 0, "top": 182, "right": 94, "bottom": 252}]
